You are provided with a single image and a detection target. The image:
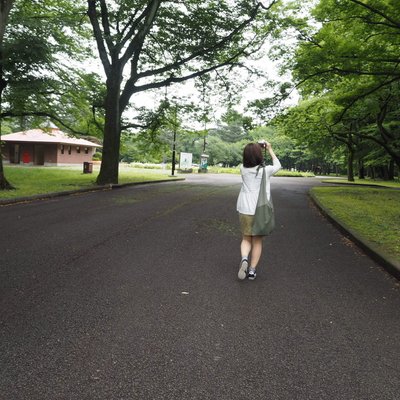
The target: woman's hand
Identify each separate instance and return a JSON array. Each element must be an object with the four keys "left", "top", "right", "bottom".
[{"left": 264, "top": 141, "right": 278, "bottom": 160}]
